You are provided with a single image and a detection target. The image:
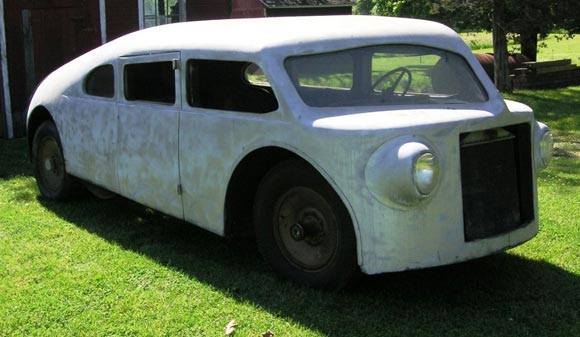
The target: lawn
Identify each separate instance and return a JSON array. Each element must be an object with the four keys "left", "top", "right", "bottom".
[
  {"left": 461, "top": 32, "right": 580, "bottom": 65},
  {"left": 1, "top": 87, "right": 579, "bottom": 337}
]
